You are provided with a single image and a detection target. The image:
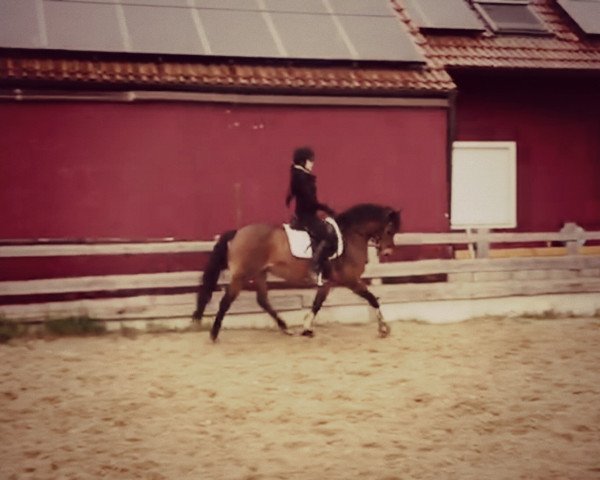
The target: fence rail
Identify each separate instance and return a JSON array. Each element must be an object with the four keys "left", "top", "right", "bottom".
[
  {"left": 1, "top": 224, "right": 599, "bottom": 323},
  {"left": 2, "top": 224, "right": 600, "bottom": 258}
]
